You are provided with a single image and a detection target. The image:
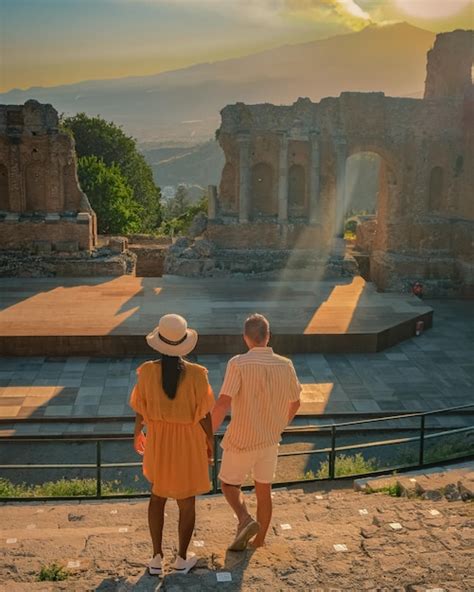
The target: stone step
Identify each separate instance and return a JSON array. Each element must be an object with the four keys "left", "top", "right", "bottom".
[{"left": 354, "top": 461, "right": 474, "bottom": 502}]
